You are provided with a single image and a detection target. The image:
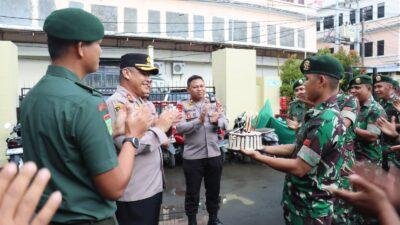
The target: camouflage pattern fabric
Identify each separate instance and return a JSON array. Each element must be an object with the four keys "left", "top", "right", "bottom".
[
  {"left": 283, "top": 206, "right": 333, "bottom": 225},
  {"left": 287, "top": 99, "right": 308, "bottom": 122},
  {"left": 333, "top": 92, "right": 359, "bottom": 225},
  {"left": 354, "top": 95, "right": 386, "bottom": 165},
  {"left": 379, "top": 94, "right": 400, "bottom": 168},
  {"left": 281, "top": 96, "right": 345, "bottom": 223}
]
